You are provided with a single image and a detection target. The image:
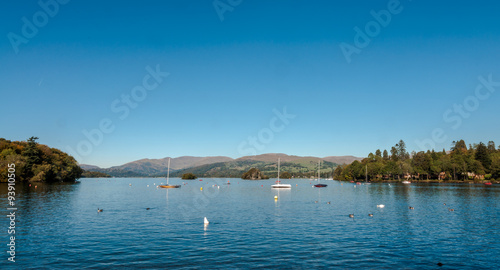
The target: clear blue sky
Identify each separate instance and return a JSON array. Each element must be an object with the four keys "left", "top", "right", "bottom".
[{"left": 1, "top": 0, "right": 499, "bottom": 167}]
